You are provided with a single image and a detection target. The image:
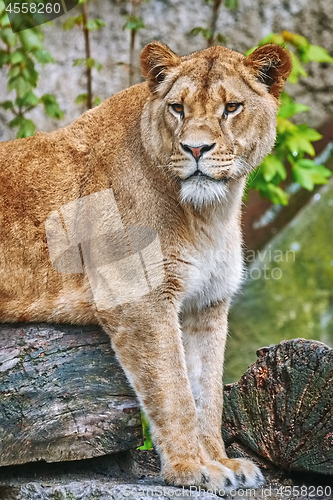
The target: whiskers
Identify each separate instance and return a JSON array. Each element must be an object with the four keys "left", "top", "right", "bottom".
[
  {"left": 157, "top": 161, "right": 173, "bottom": 169},
  {"left": 156, "top": 155, "right": 249, "bottom": 210}
]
